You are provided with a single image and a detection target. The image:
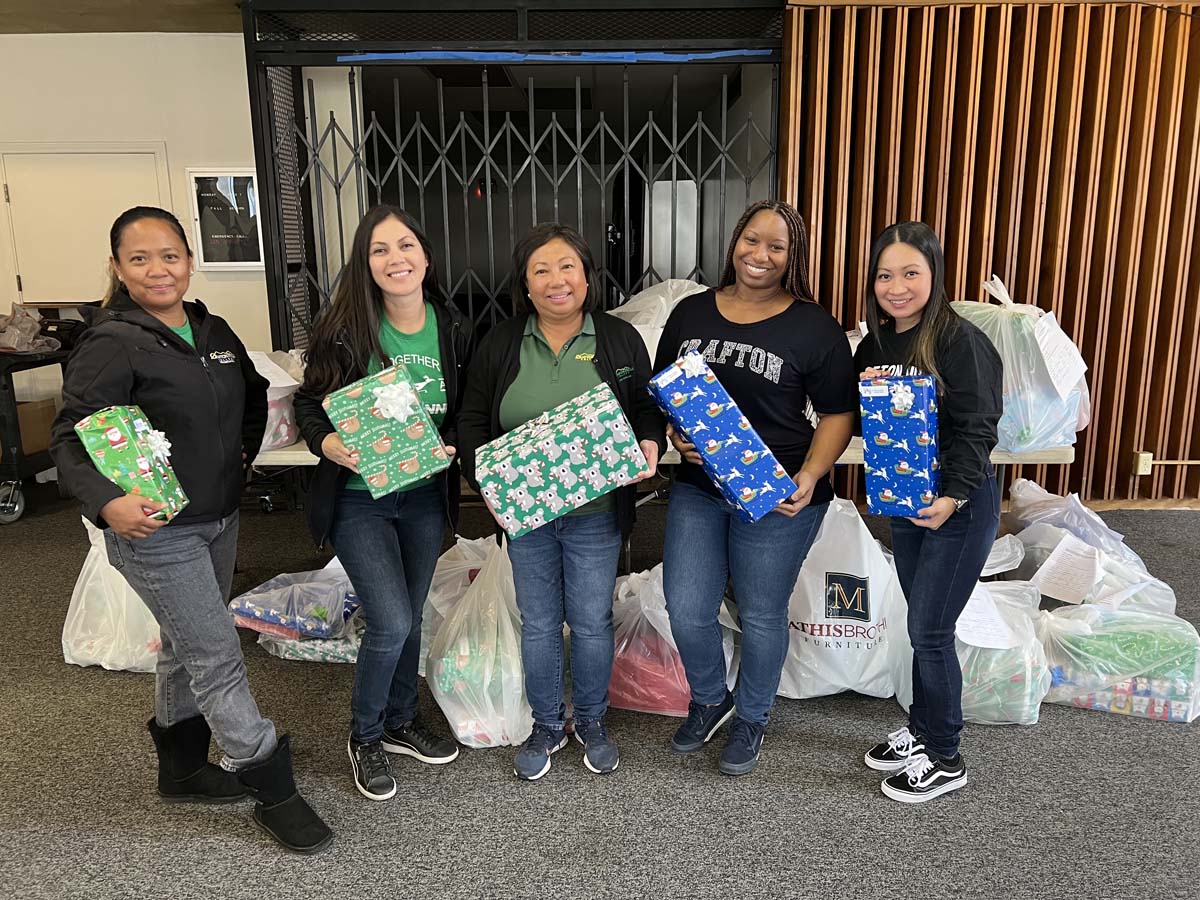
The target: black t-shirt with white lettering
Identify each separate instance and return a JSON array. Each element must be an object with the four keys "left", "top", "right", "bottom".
[{"left": 655, "top": 289, "right": 858, "bottom": 506}]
